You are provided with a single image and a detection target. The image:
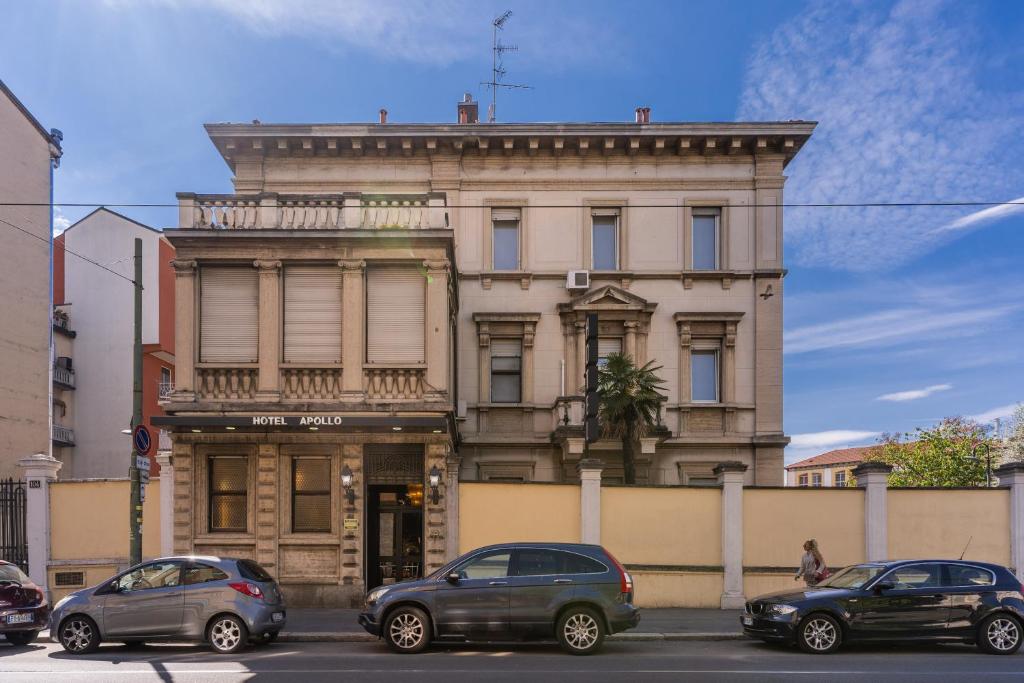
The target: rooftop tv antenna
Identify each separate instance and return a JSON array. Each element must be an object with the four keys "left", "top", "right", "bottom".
[{"left": 481, "top": 10, "right": 531, "bottom": 123}]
